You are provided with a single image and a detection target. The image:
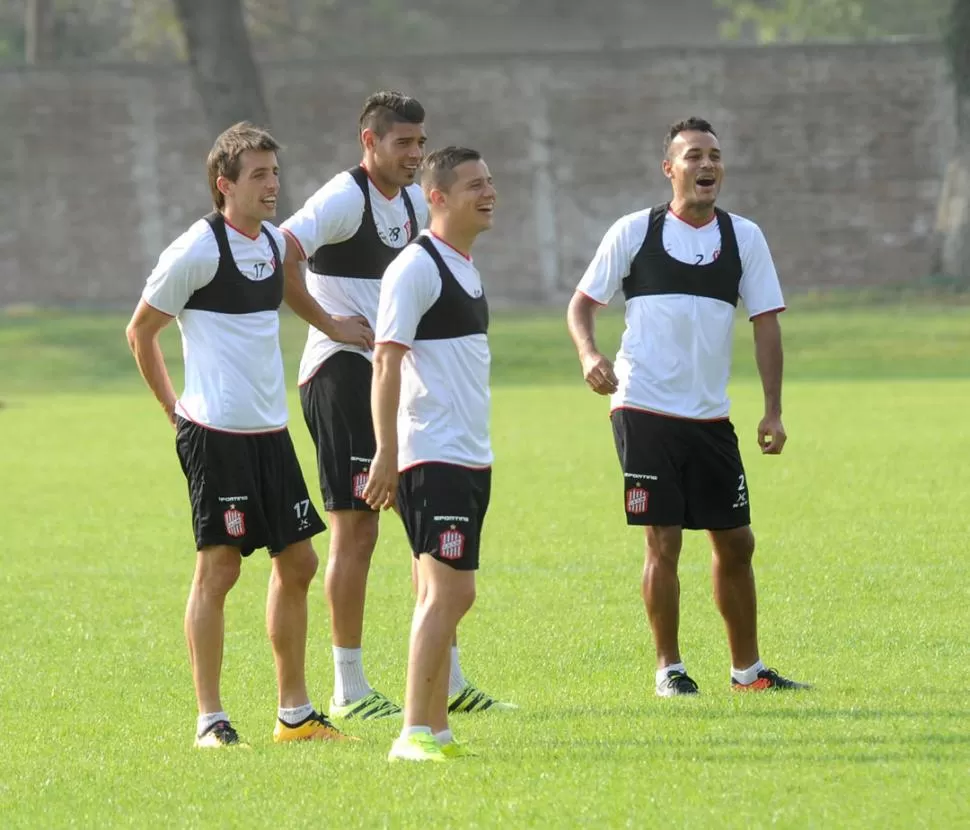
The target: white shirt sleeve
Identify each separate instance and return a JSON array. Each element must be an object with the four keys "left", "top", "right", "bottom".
[
  {"left": 375, "top": 247, "right": 441, "bottom": 348},
  {"left": 280, "top": 173, "right": 365, "bottom": 259},
  {"left": 141, "top": 222, "right": 218, "bottom": 316},
  {"left": 576, "top": 214, "right": 641, "bottom": 305},
  {"left": 737, "top": 219, "right": 785, "bottom": 318}
]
